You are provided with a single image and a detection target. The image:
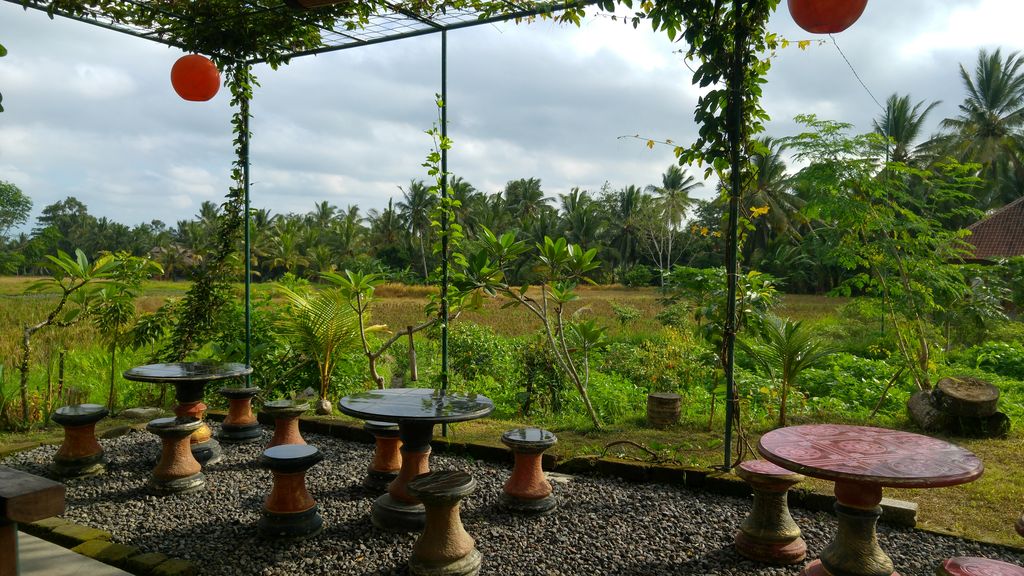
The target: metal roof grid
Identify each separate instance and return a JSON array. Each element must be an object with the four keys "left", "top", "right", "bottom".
[{"left": 5, "top": 0, "right": 598, "bottom": 61}]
